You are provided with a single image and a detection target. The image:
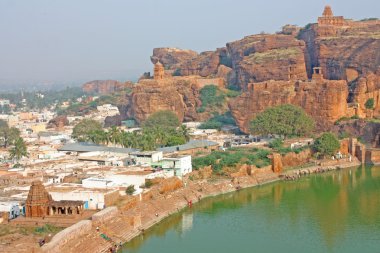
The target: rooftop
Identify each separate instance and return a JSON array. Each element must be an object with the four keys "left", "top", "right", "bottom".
[
  {"left": 58, "top": 142, "right": 138, "bottom": 154},
  {"left": 157, "top": 140, "right": 219, "bottom": 153}
]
